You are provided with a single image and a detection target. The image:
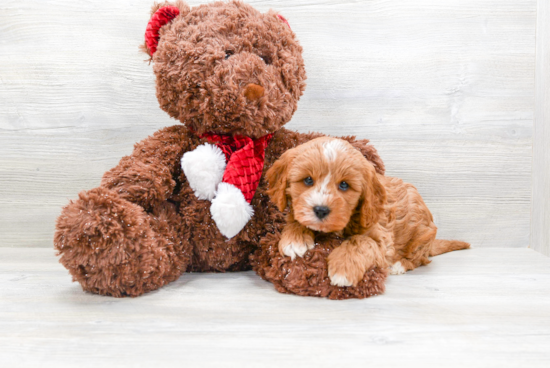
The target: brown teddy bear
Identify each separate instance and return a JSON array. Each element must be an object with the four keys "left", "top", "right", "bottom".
[{"left": 54, "top": 0, "right": 385, "bottom": 297}]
